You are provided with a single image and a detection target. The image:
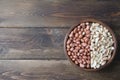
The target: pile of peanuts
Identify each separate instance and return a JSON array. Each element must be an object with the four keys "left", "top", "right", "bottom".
[{"left": 66, "top": 22, "right": 115, "bottom": 69}]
